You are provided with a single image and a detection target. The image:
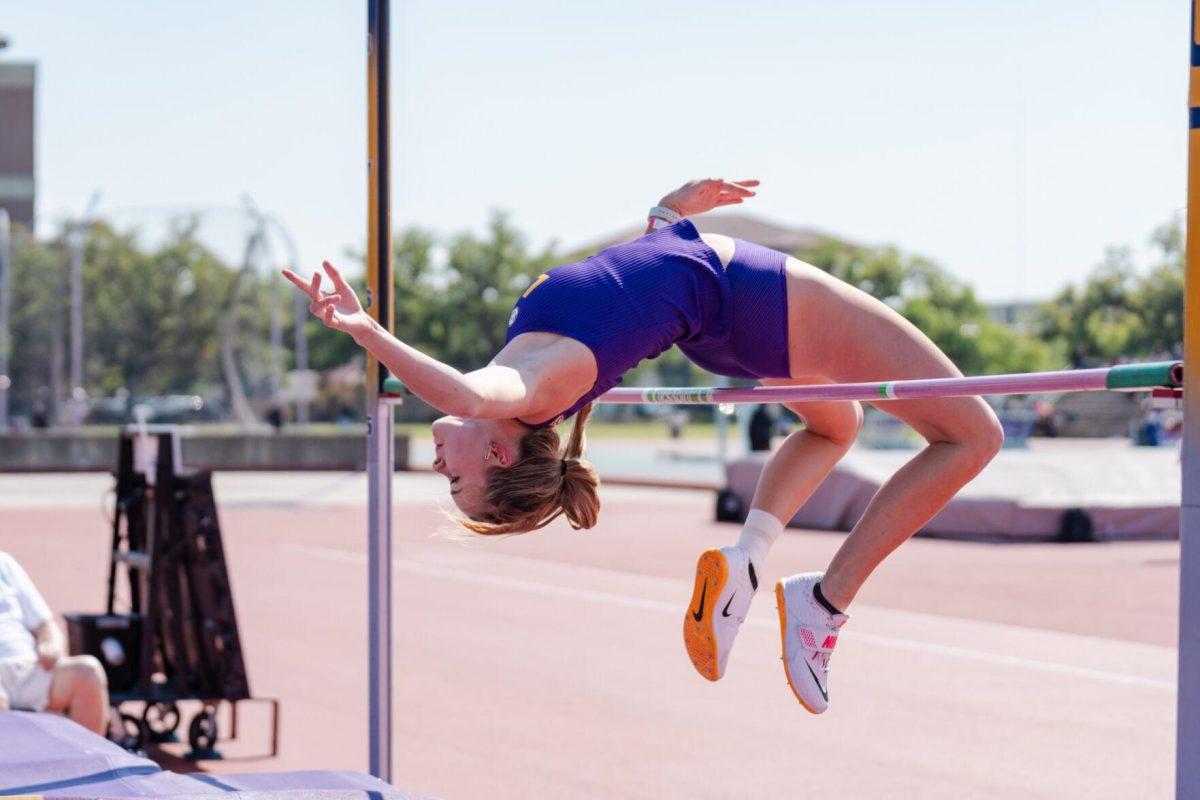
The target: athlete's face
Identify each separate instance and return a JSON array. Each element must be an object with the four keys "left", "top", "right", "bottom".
[{"left": 430, "top": 416, "right": 521, "bottom": 516}]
